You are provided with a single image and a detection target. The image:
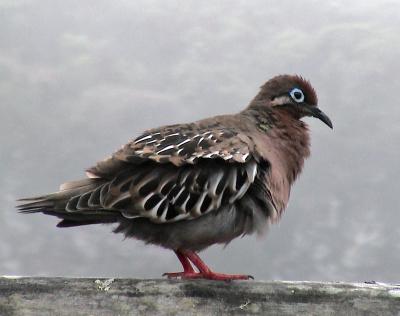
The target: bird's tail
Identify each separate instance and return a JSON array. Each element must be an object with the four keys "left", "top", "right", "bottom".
[{"left": 17, "top": 178, "right": 119, "bottom": 227}]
